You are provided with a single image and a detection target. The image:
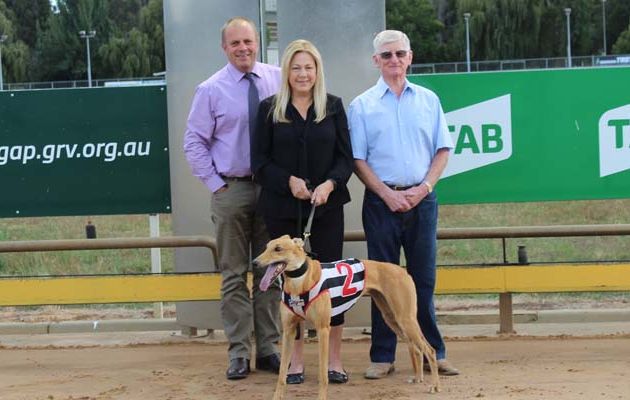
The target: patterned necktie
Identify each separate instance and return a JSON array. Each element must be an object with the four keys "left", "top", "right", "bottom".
[{"left": 244, "top": 72, "right": 259, "bottom": 138}]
